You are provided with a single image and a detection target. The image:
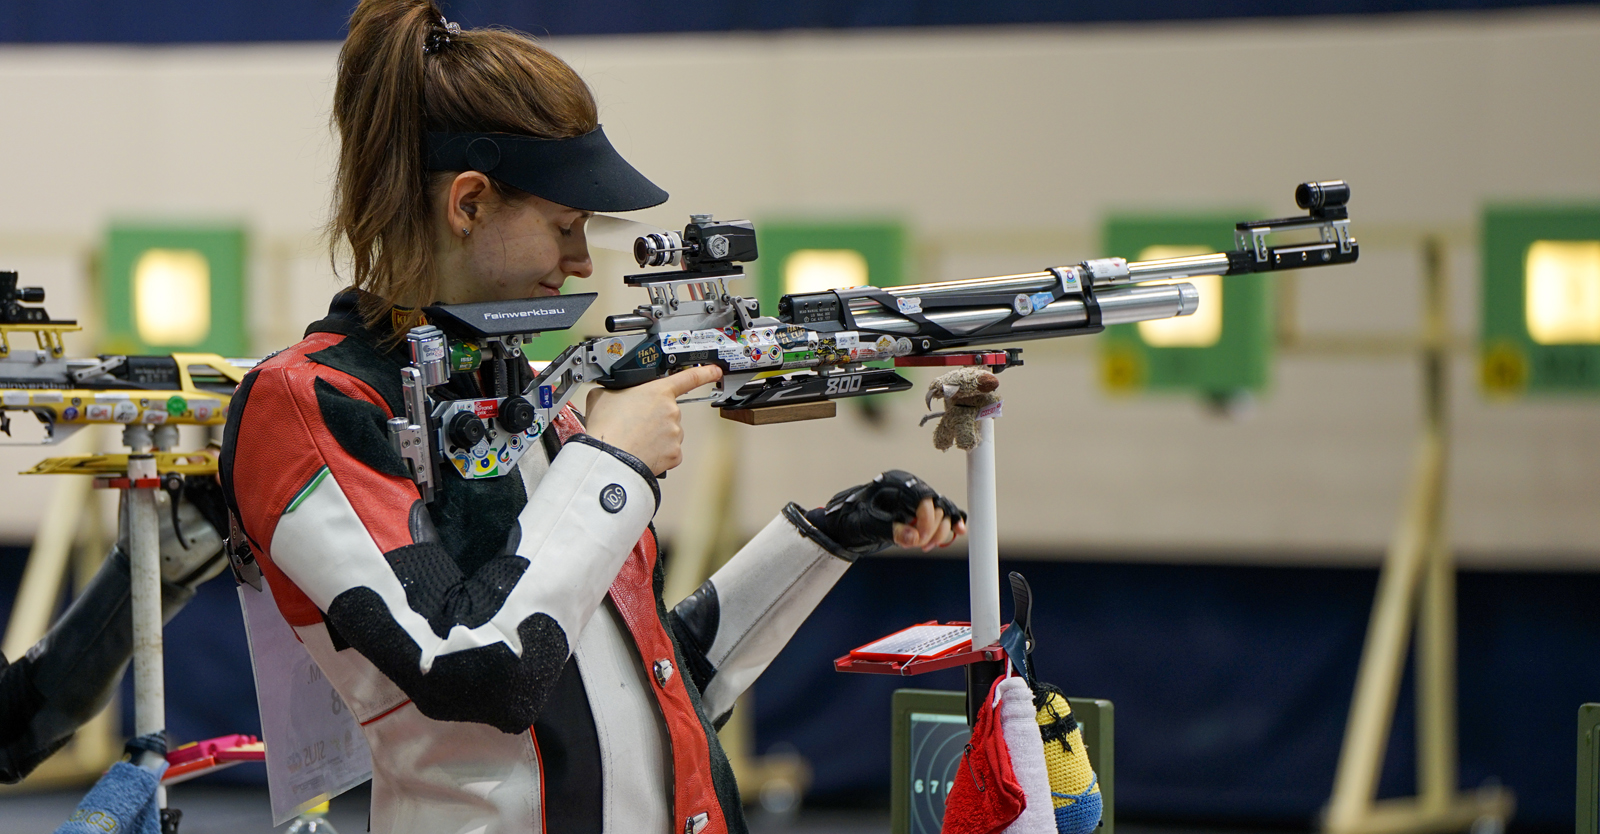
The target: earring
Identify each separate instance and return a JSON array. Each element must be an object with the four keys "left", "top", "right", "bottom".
[{"left": 462, "top": 227, "right": 471, "bottom": 237}]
